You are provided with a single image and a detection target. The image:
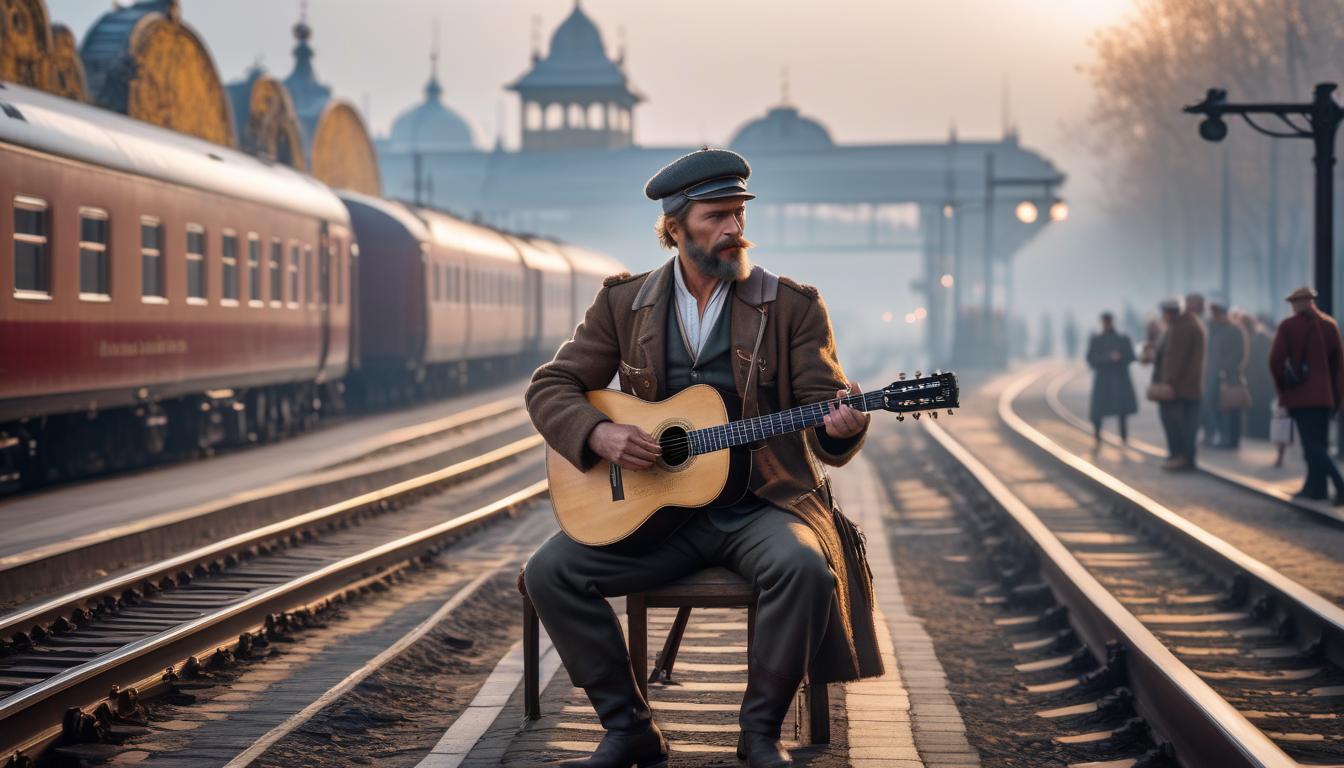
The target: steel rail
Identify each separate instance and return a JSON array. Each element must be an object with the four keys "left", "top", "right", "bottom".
[
  {"left": 1042, "top": 364, "right": 1342, "bottom": 522},
  {"left": 0, "top": 478, "right": 549, "bottom": 759},
  {"left": 0, "top": 434, "right": 543, "bottom": 643},
  {"left": 0, "top": 398, "right": 528, "bottom": 603},
  {"left": 1006, "top": 367, "right": 1344, "bottom": 671},
  {"left": 923, "top": 409, "right": 1292, "bottom": 768}
]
